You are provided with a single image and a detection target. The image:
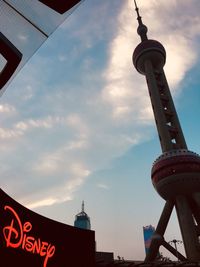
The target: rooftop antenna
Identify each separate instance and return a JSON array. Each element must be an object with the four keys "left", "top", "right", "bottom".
[
  {"left": 133, "top": 0, "right": 148, "bottom": 41},
  {"left": 82, "top": 200, "right": 84, "bottom": 212}
]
